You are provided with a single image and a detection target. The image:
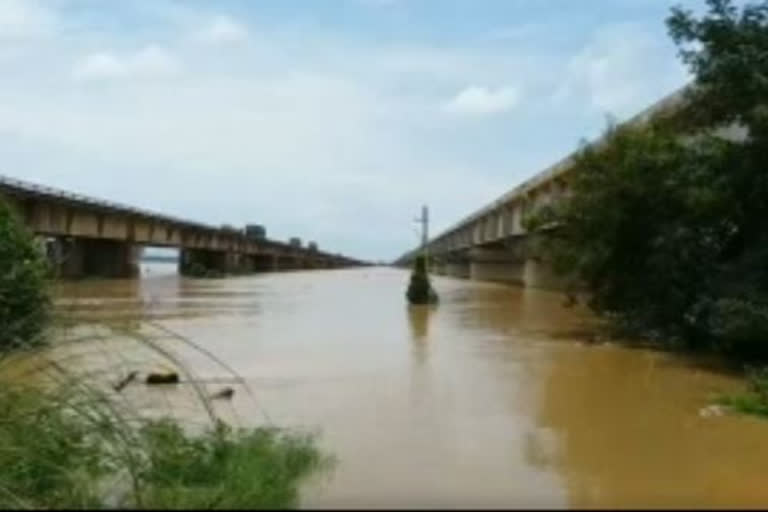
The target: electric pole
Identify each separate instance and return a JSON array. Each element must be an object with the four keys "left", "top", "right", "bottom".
[{"left": 415, "top": 205, "right": 429, "bottom": 250}]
